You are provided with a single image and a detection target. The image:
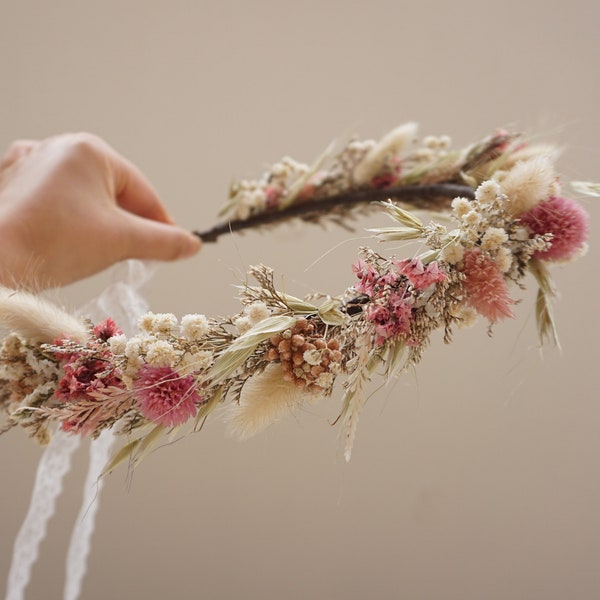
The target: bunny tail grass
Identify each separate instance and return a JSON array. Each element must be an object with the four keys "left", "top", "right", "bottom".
[{"left": 0, "top": 286, "right": 87, "bottom": 343}]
